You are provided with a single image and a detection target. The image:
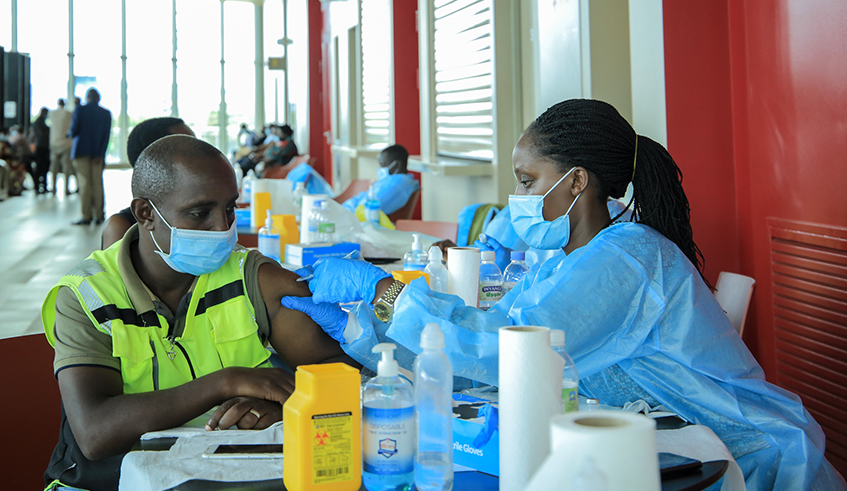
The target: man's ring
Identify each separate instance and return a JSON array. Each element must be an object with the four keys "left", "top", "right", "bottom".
[{"left": 249, "top": 409, "right": 262, "bottom": 419}]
